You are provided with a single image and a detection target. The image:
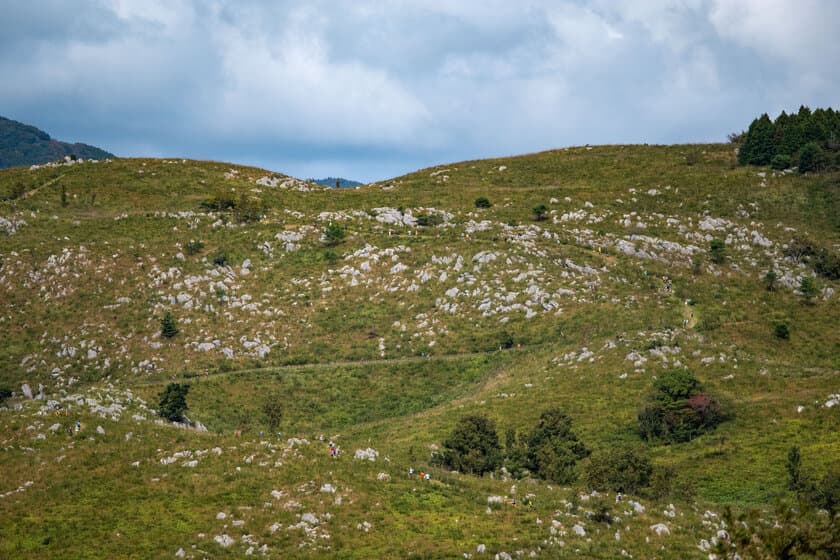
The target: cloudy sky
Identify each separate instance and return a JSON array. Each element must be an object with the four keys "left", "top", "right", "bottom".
[{"left": 2, "top": 1, "right": 838, "bottom": 181}]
